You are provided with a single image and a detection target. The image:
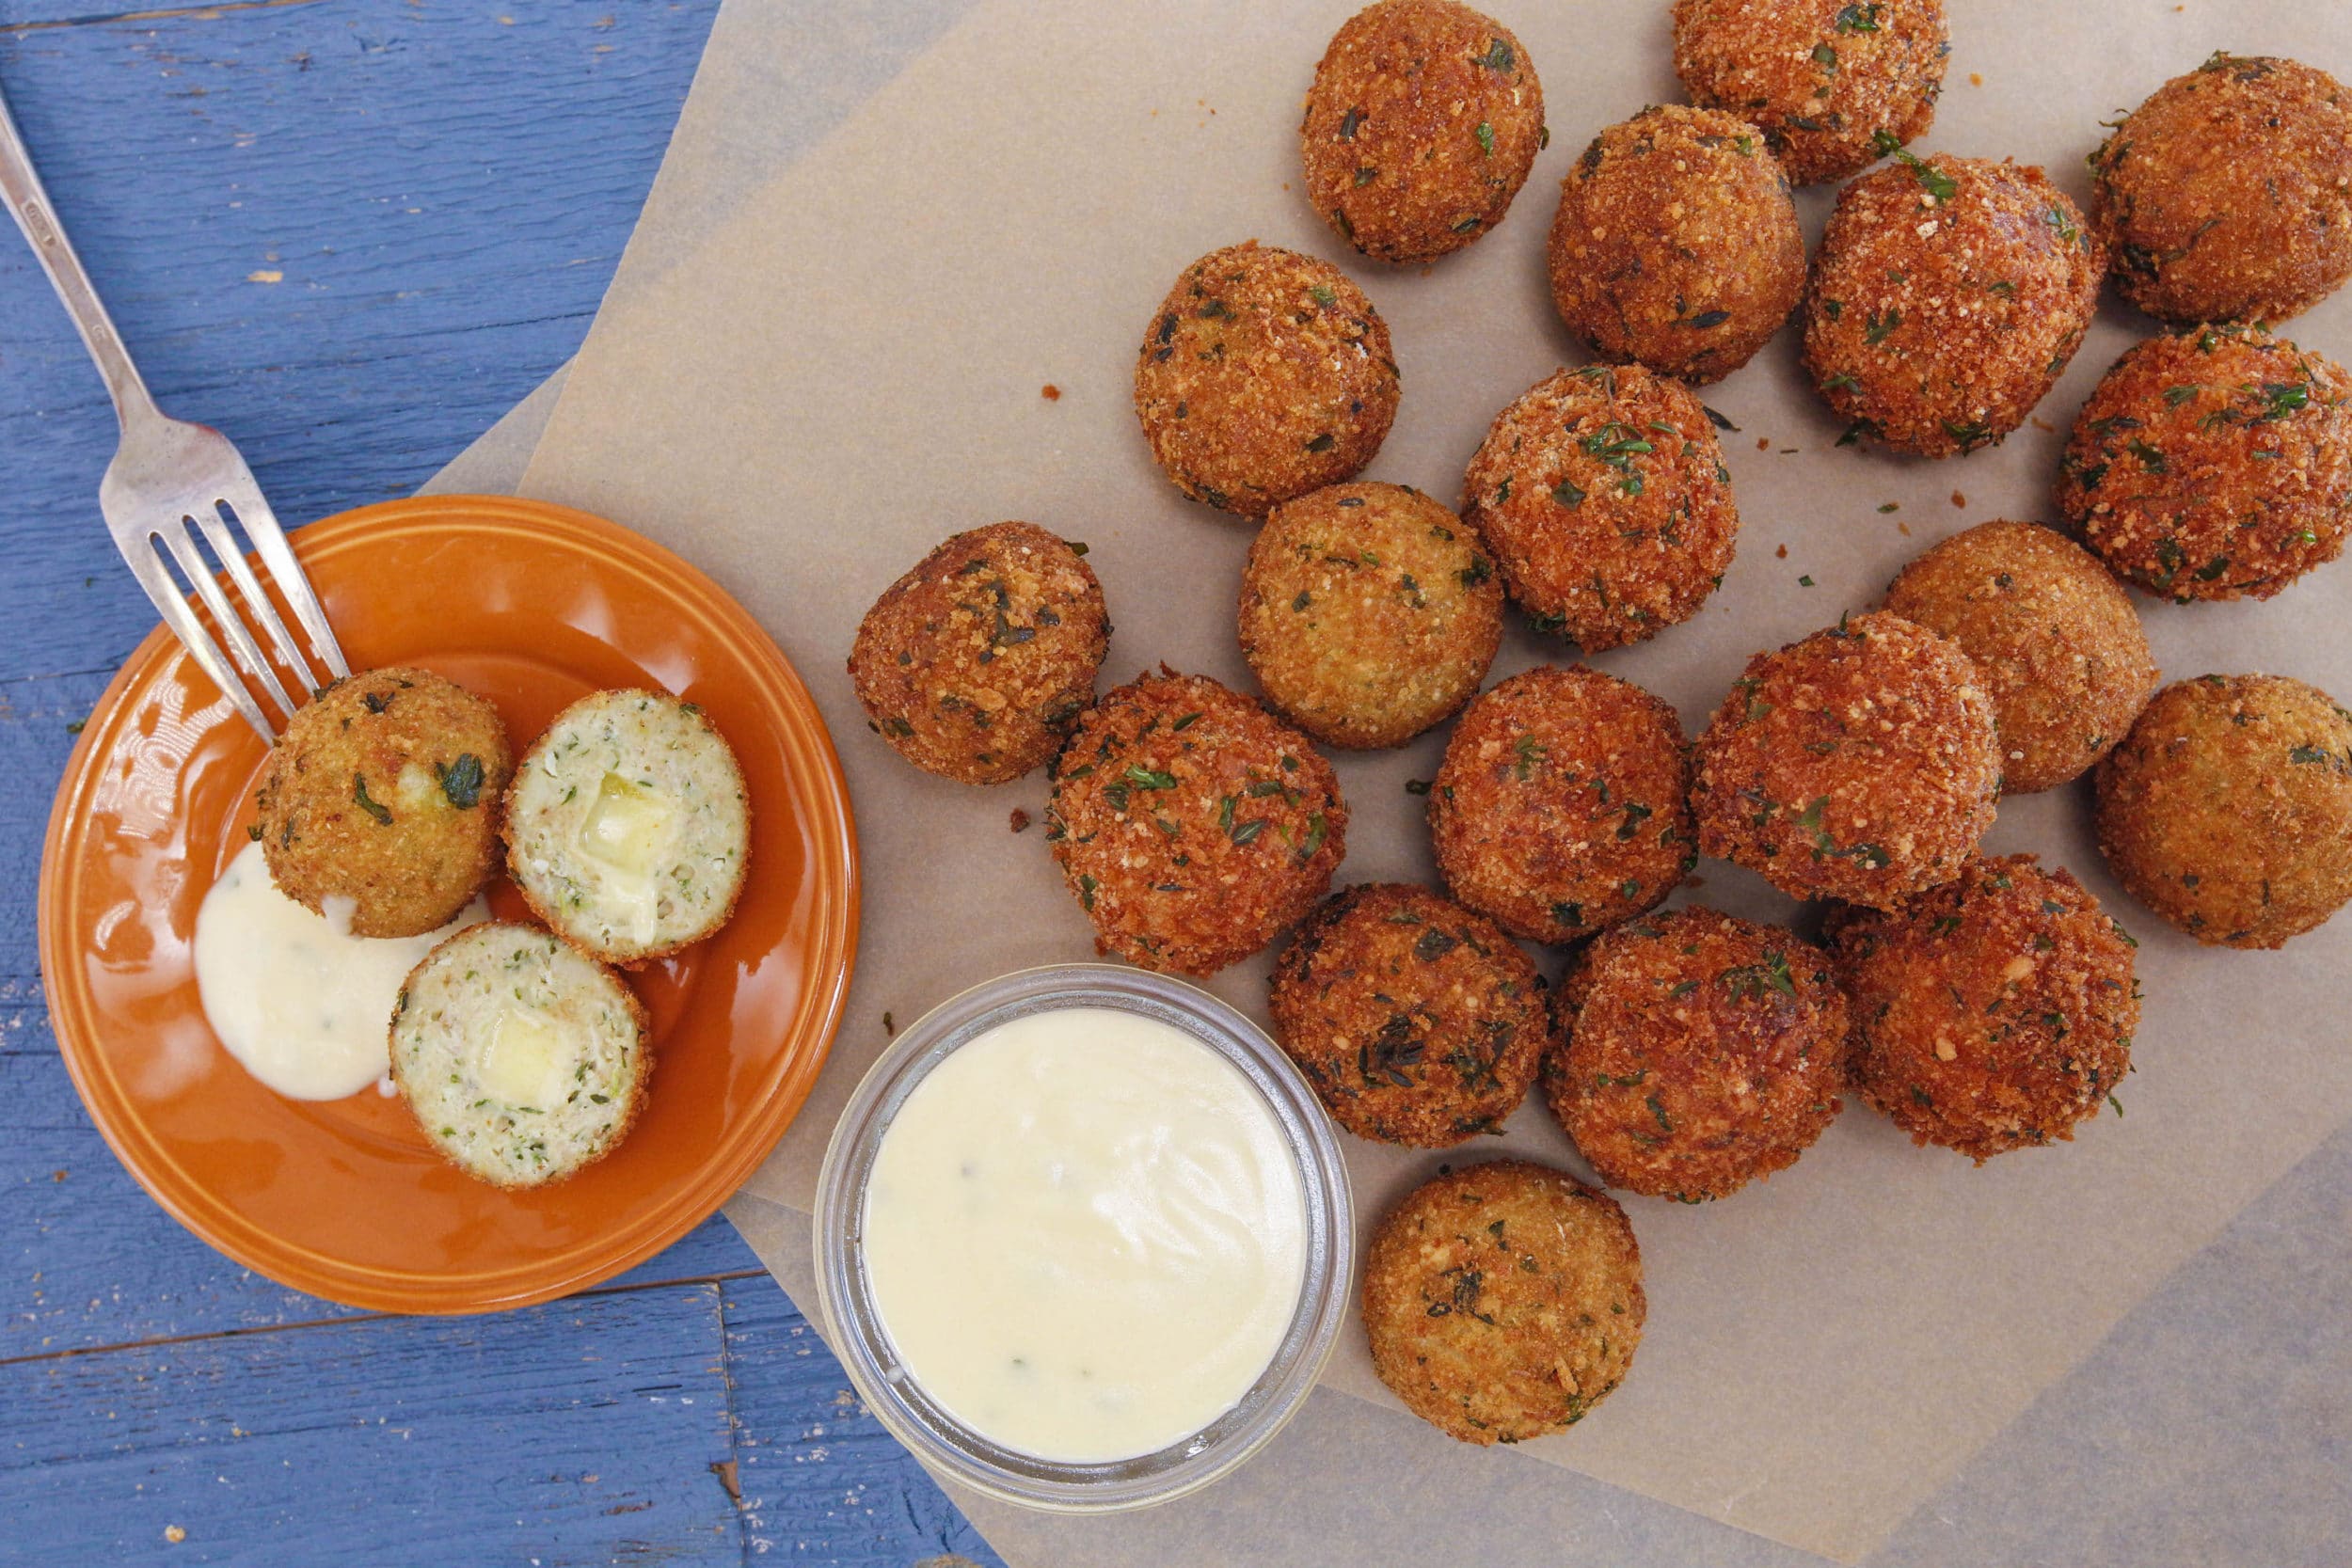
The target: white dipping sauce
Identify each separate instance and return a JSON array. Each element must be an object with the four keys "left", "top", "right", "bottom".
[
  {"left": 193, "top": 841, "right": 488, "bottom": 1101},
  {"left": 860, "top": 1007, "right": 1307, "bottom": 1464}
]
